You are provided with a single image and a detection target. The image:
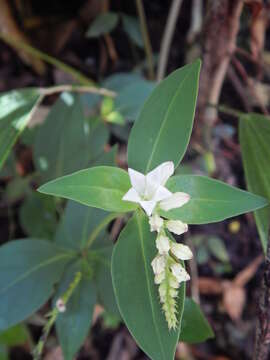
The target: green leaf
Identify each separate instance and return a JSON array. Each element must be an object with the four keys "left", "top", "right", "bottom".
[
  {"left": 86, "top": 12, "right": 119, "bottom": 38},
  {"left": 19, "top": 192, "right": 58, "bottom": 239},
  {"left": 180, "top": 298, "right": 214, "bottom": 343},
  {"left": 112, "top": 211, "right": 185, "bottom": 360},
  {"left": 0, "top": 324, "right": 30, "bottom": 346},
  {"left": 122, "top": 14, "right": 143, "bottom": 48},
  {"left": 0, "top": 88, "right": 41, "bottom": 170},
  {"left": 239, "top": 114, "right": 270, "bottom": 252},
  {"left": 55, "top": 201, "right": 119, "bottom": 315},
  {"left": 38, "top": 166, "right": 137, "bottom": 213},
  {"left": 55, "top": 261, "right": 96, "bottom": 360},
  {"left": 0, "top": 345, "right": 7, "bottom": 360},
  {"left": 160, "top": 175, "right": 268, "bottom": 224},
  {"left": 0, "top": 239, "right": 73, "bottom": 330},
  {"left": 55, "top": 200, "right": 116, "bottom": 250},
  {"left": 207, "top": 237, "right": 229, "bottom": 263},
  {"left": 128, "top": 60, "right": 201, "bottom": 173},
  {"left": 90, "top": 246, "right": 120, "bottom": 316},
  {"left": 34, "top": 92, "right": 97, "bottom": 182}
]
